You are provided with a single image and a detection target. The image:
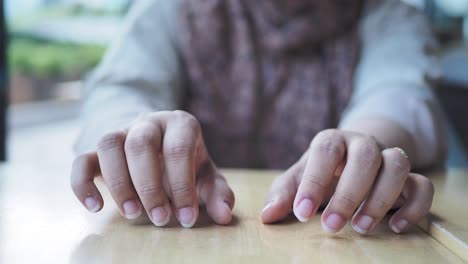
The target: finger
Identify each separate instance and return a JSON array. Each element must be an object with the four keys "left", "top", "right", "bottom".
[
  {"left": 294, "top": 130, "right": 346, "bottom": 222},
  {"left": 261, "top": 164, "right": 300, "bottom": 224},
  {"left": 351, "top": 148, "right": 410, "bottom": 234},
  {"left": 389, "top": 173, "right": 434, "bottom": 233},
  {"left": 125, "top": 122, "right": 171, "bottom": 227},
  {"left": 97, "top": 130, "right": 143, "bottom": 219},
  {"left": 198, "top": 164, "right": 235, "bottom": 225},
  {"left": 163, "top": 113, "right": 200, "bottom": 228},
  {"left": 322, "top": 137, "right": 382, "bottom": 233},
  {"left": 70, "top": 152, "right": 103, "bottom": 212},
  {"left": 334, "top": 159, "right": 346, "bottom": 177}
]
